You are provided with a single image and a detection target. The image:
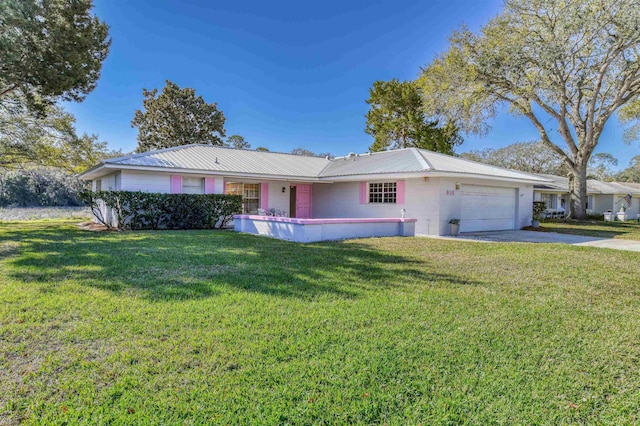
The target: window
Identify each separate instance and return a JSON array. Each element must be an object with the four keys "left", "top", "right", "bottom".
[
  {"left": 369, "top": 182, "right": 397, "bottom": 204},
  {"left": 226, "top": 182, "right": 260, "bottom": 213},
  {"left": 95, "top": 179, "right": 102, "bottom": 191},
  {"left": 183, "top": 177, "right": 204, "bottom": 194},
  {"left": 541, "top": 193, "right": 557, "bottom": 209},
  {"left": 587, "top": 195, "right": 594, "bottom": 209}
]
